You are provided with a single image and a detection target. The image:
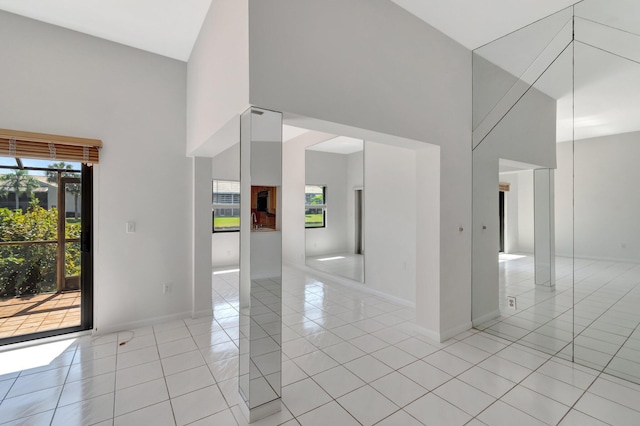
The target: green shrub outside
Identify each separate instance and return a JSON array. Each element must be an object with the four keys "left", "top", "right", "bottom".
[{"left": 0, "top": 202, "right": 81, "bottom": 298}]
